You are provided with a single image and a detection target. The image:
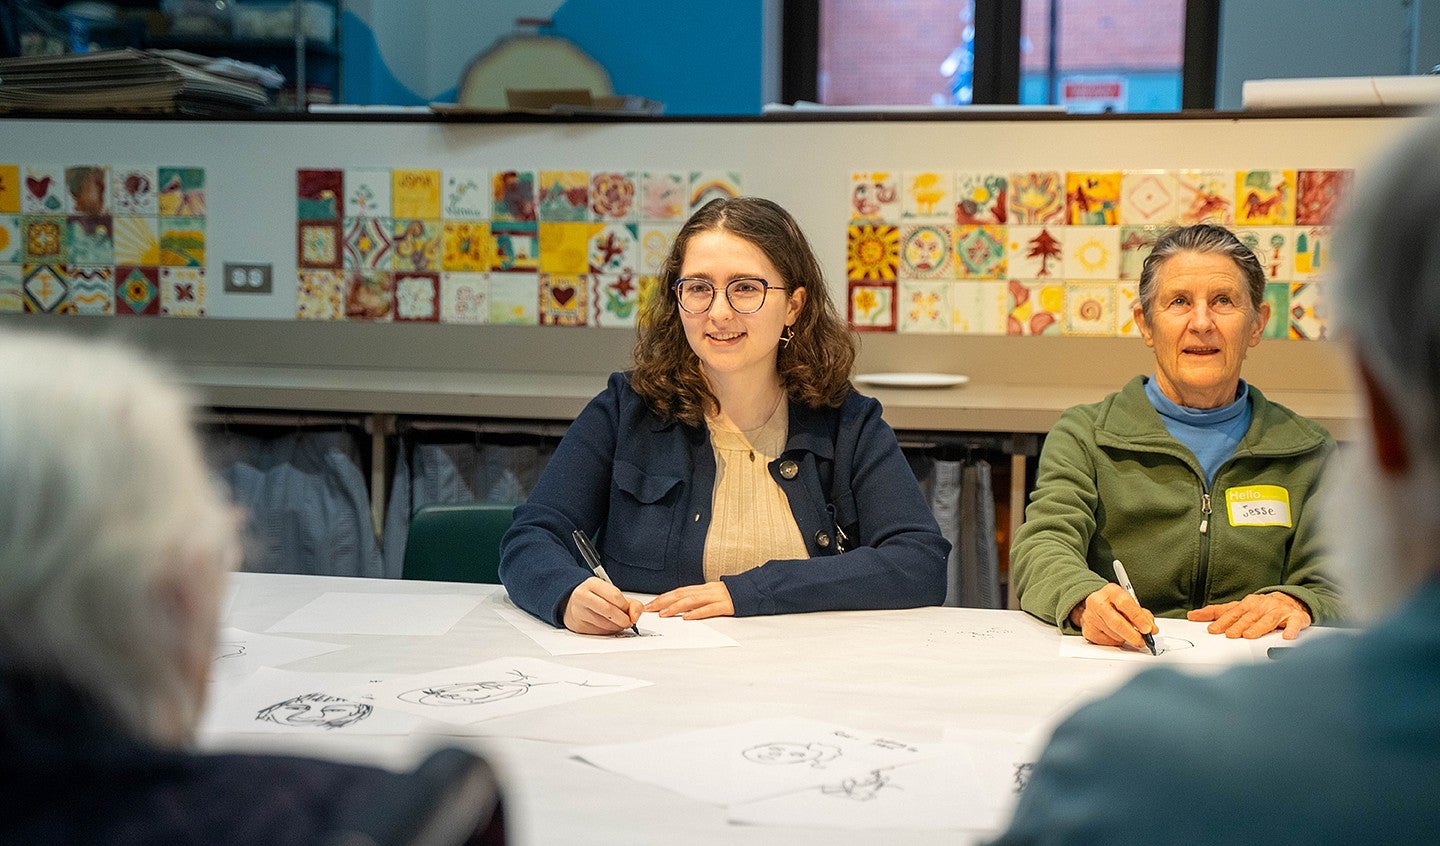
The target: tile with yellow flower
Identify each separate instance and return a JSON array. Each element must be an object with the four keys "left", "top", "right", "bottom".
[
  {"left": 847, "top": 280, "right": 895, "bottom": 332},
  {"left": 489, "top": 272, "right": 539, "bottom": 325},
  {"left": 847, "top": 224, "right": 899, "bottom": 281},
  {"left": 592, "top": 271, "right": 639, "bottom": 327},
  {"left": 1175, "top": 169, "right": 1233, "bottom": 225},
  {"left": 954, "top": 225, "right": 1007, "bottom": 279},
  {"left": 0, "top": 263, "right": 21, "bottom": 313},
  {"left": 391, "top": 169, "right": 441, "bottom": 220},
  {"left": 1064, "top": 282, "right": 1116, "bottom": 336},
  {"left": 1295, "top": 170, "right": 1351, "bottom": 226},
  {"left": 22, "top": 263, "right": 70, "bottom": 313},
  {"left": 1292, "top": 226, "right": 1331, "bottom": 281},
  {"left": 115, "top": 265, "right": 160, "bottom": 315},
  {"left": 344, "top": 217, "right": 393, "bottom": 269},
  {"left": 394, "top": 272, "right": 439, "bottom": 322},
  {"left": 344, "top": 270, "right": 394, "bottom": 321},
  {"left": 1065, "top": 171, "right": 1121, "bottom": 225},
  {"left": 1006, "top": 280, "right": 1064, "bottom": 336},
  {"left": 1288, "top": 282, "right": 1326, "bottom": 340},
  {"left": 1236, "top": 227, "right": 1292, "bottom": 282},
  {"left": 440, "top": 272, "right": 489, "bottom": 324},
  {"left": 161, "top": 267, "right": 205, "bottom": 317},
  {"left": 391, "top": 219, "right": 441, "bottom": 272},
  {"left": 540, "top": 273, "right": 588, "bottom": 326},
  {"left": 1063, "top": 227, "right": 1120, "bottom": 280},
  {"left": 850, "top": 171, "right": 900, "bottom": 222},
  {"left": 591, "top": 172, "right": 637, "bottom": 222},
  {"left": 443, "top": 168, "right": 489, "bottom": 219},
  {"left": 954, "top": 173, "right": 1007, "bottom": 225},
  {"left": 492, "top": 223, "right": 539, "bottom": 273},
  {"left": 1235, "top": 169, "right": 1296, "bottom": 227},
  {"left": 113, "top": 216, "right": 161, "bottom": 266},
  {"left": 538, "top": 221, "right": 598, "bottom": 275},
  {"left": 0, "top": 215, "right": 22, "bottom": 263},
  {"left": 898, "top": 280, "right": 952, "bottom": 333},
  {"left": 298, "top": 220, "right": 342, "bottom": 270},
  {"left": 23, "top": 216, "right": 65, "bottom": 264},
  {"left": 953, "top": 281, "right": 1008, "bottom": 335},
  {"left": 688, "top": 171, "right": 741, "bottom": 215},
  {"left": 442, "top": 220, "right": 492, "bottom": 272},
  {"left": 297, "top": 270, "right": 345, "bottom": 320},
  {"left": 0, "top": 165, "right": 19, "bottom": 214},
  {"left": 1120, "top": 170, "right": 1178, "bottom": 226},
  {"left": 1007, "top": 171, "right": 1065, "bottom": 225},
  {"left": 68, "top": 266, "right": 114, "bottom": 315},
  {"left": 899, "top": 224, "right": 951, "bottom": 279},
  {"left": 902, "top": 171, "right": 953, "bottom": 221},
  {"left": 159, "top": 217, "right": 205, "bottom": 268}
]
